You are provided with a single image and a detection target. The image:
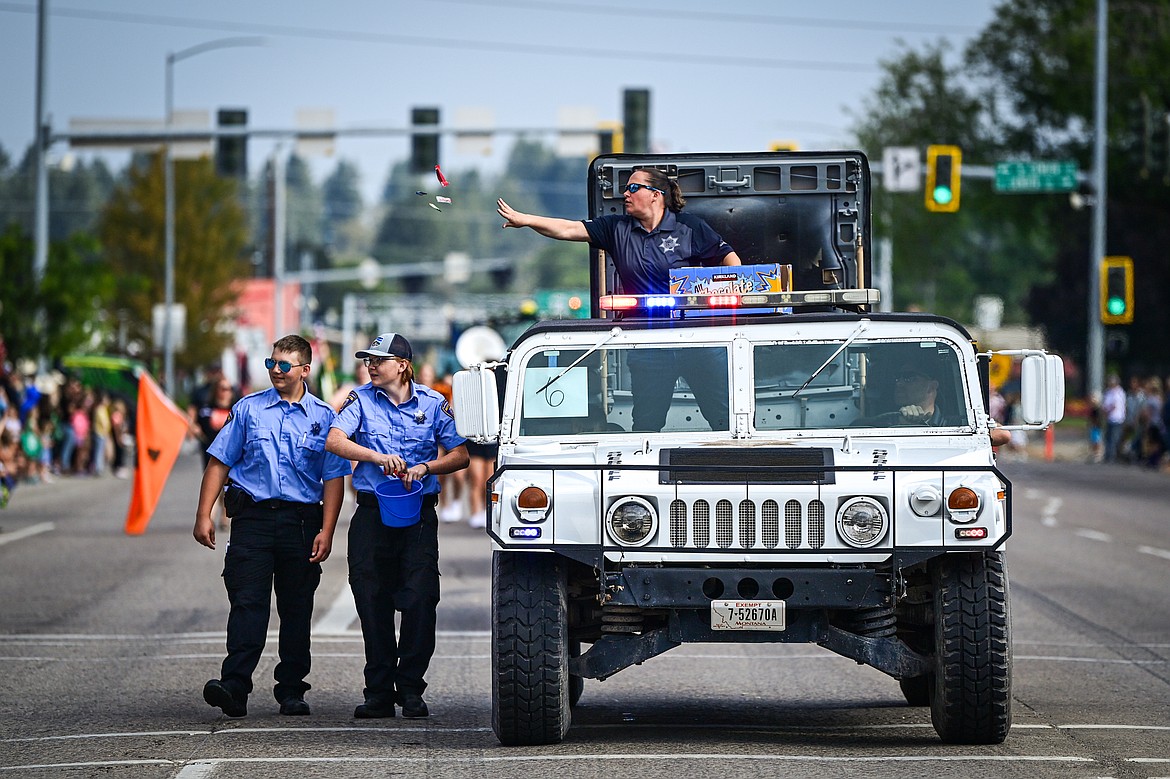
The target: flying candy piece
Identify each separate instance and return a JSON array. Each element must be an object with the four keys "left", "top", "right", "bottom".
[
  {"left": 428, "top": 202, "right": 442, "bottom": 212},
  {"left": 435, "top": 165, "right": 449, "bottom": 187},
  {"left": 436, "top": 196, "right": 452, "bottom": 204},
  {"left": 415, "top": 191, "right": 427, "bottom": 196}
]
